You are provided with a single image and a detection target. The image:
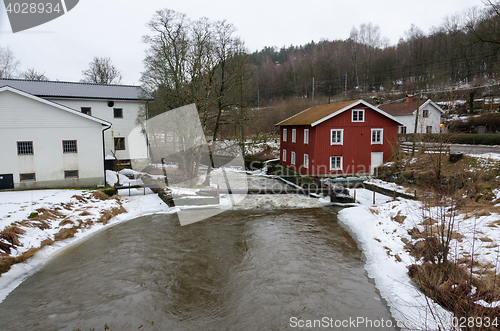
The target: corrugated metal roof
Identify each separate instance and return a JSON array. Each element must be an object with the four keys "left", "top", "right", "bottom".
[
  {"left": 0, "top": 78, "right": 152, "bottom": 101},
  {"left": 276, "top": 100, "right": 358, "bottom": 126}
]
